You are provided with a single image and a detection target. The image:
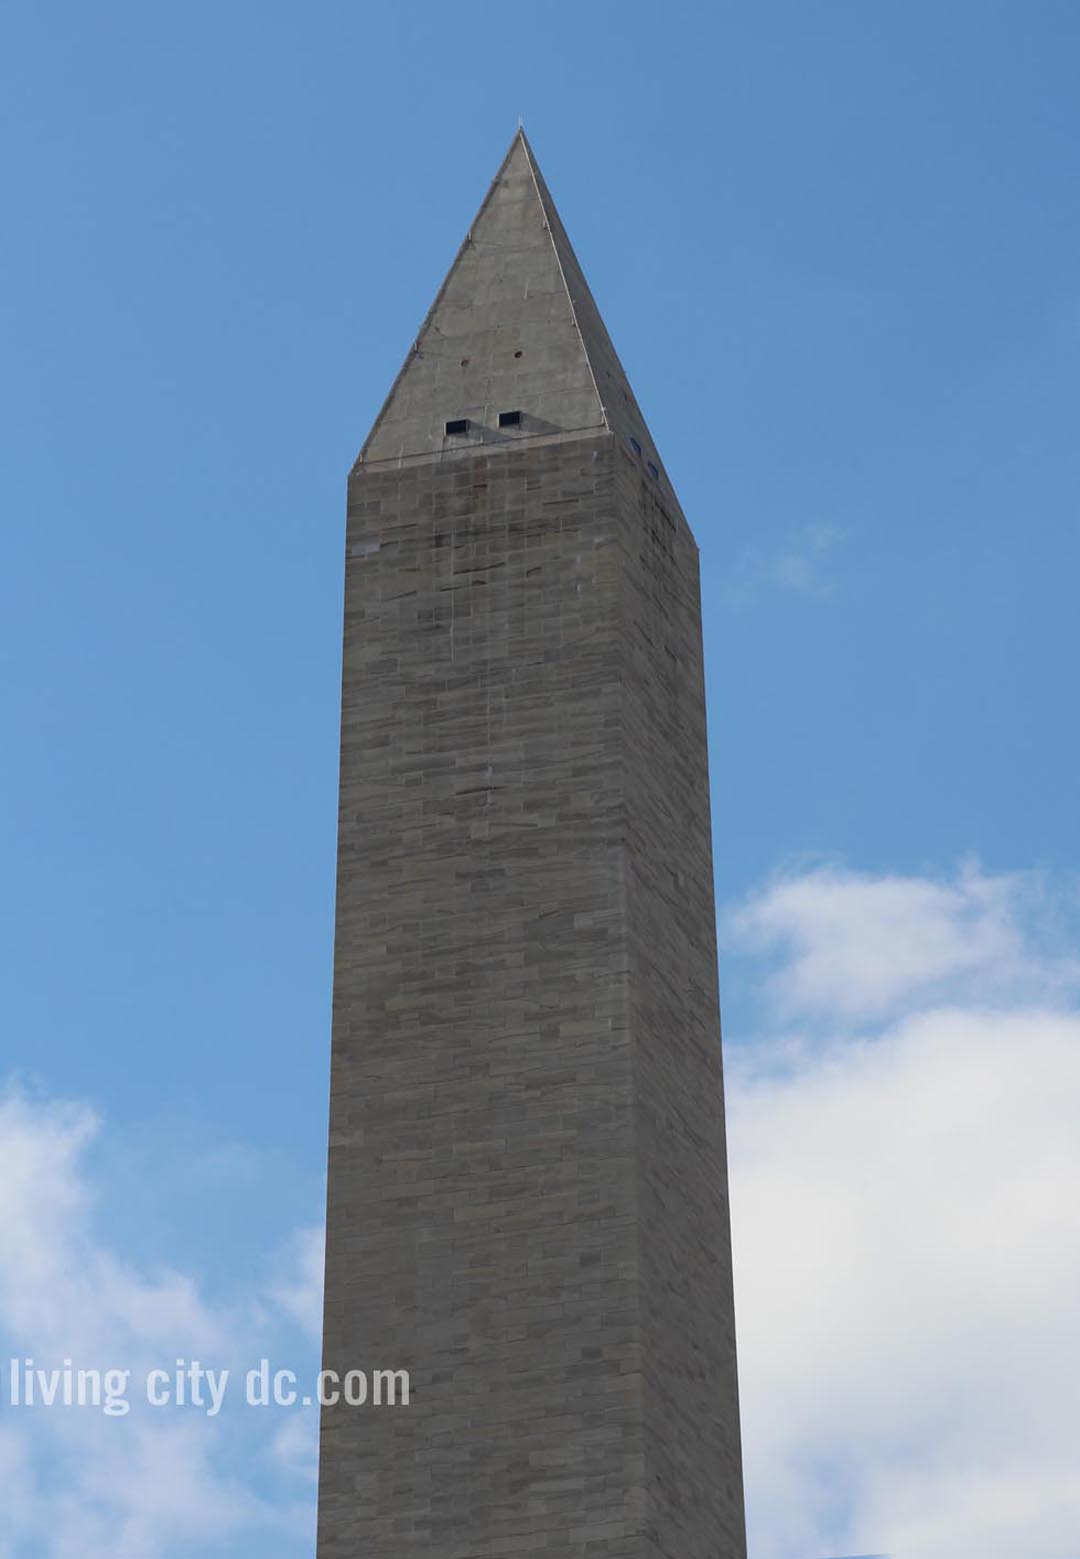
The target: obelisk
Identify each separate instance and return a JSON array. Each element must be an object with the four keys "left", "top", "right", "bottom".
[{"left": 317, "top": 130, "right": 747, "bottom": 1559}]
